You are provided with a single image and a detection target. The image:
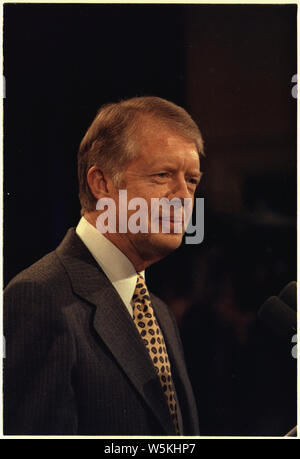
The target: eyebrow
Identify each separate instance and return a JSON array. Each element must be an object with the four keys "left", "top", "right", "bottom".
[
  {"left": 152, "top": 164, "right": 202, "bottom": 174},
  {"left": 148, "top": 164, "right": 202, "bottom": 180},
  {"left": 188, "top": 171, "right": 203, "bottom": 179}
]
